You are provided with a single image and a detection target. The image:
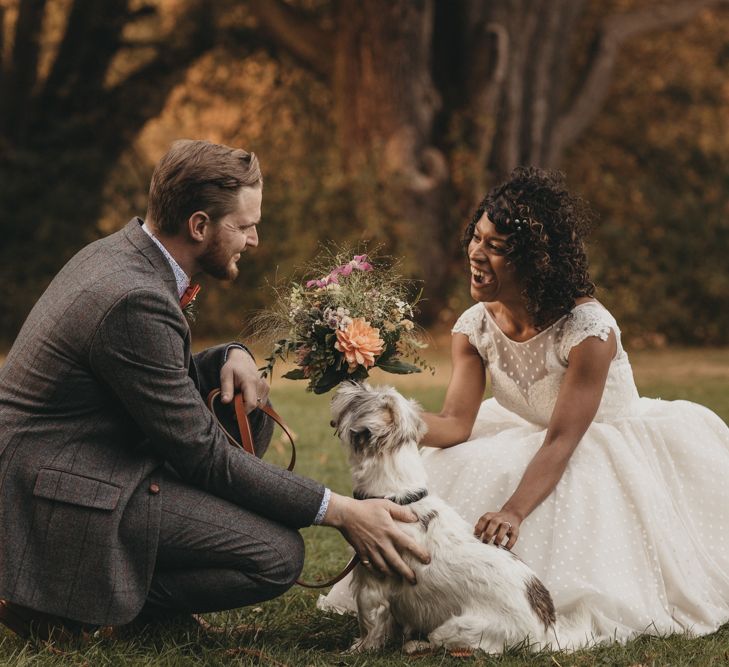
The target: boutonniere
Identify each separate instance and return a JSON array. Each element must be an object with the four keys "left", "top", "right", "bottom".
[{"left": 180, "top": 283, "right": 201, "bottom": 321}]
